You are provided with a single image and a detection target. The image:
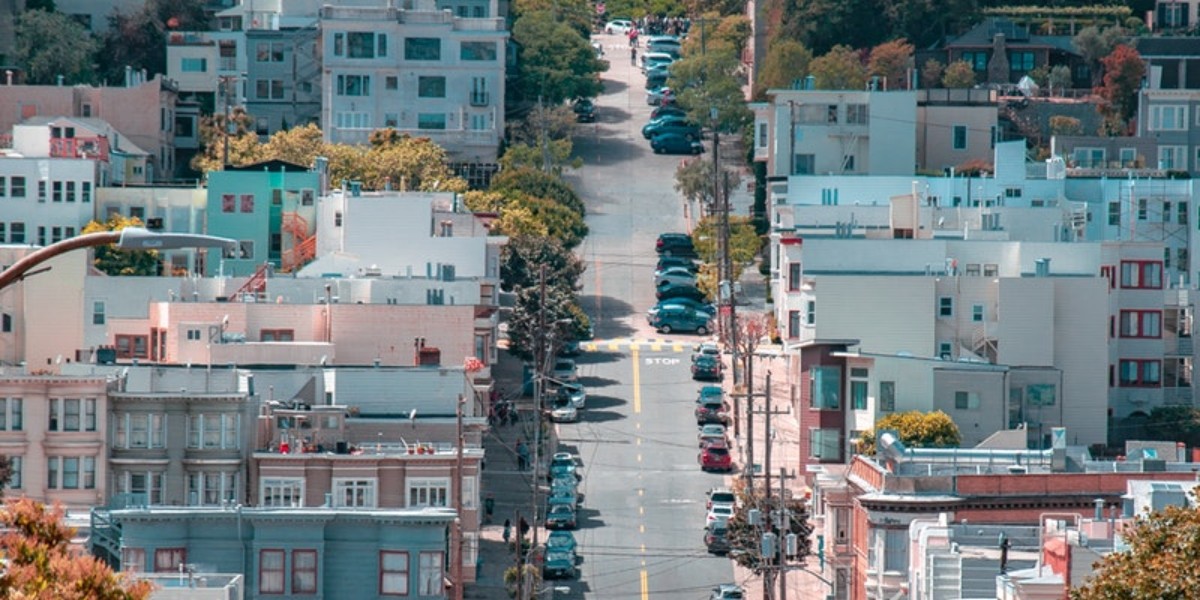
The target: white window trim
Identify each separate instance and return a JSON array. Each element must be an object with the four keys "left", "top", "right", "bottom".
[
  {"left": 406, "top": 477, "right": 450, "bottom": 508},
  {"left": 260, "top": 477, "right": 306, "bottom": 507},
  {"left": 333, "top": 477, "right": 378, "bottom": 508}
]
